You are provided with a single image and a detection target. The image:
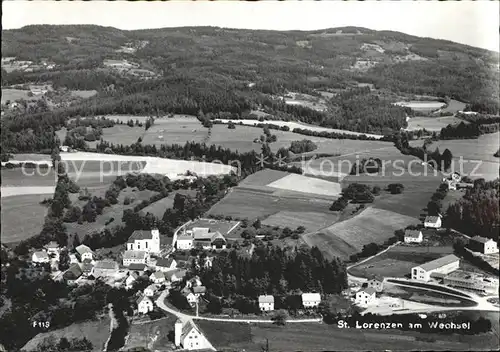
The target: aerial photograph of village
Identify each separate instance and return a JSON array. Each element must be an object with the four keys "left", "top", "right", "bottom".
[{"left": 0, "top": 1, "right": 499, "bottom": 351}]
